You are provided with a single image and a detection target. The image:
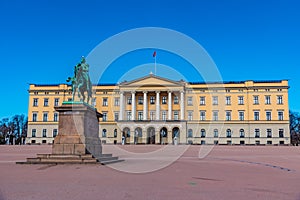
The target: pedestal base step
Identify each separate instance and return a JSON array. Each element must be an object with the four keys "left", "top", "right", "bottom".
[{"left": 16, "top": 154, "right": 123, "bottom": 165}]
